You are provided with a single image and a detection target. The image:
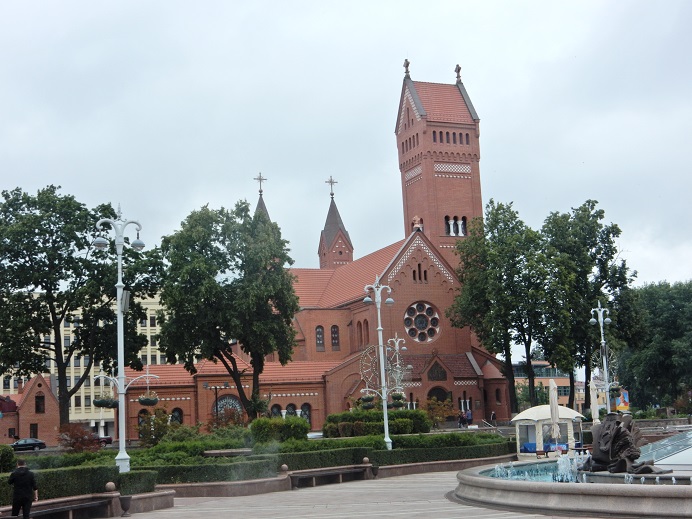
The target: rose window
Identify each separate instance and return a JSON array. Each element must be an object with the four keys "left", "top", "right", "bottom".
[{"left": 404, "top": 302, "right": 440, "bottom": 343}]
